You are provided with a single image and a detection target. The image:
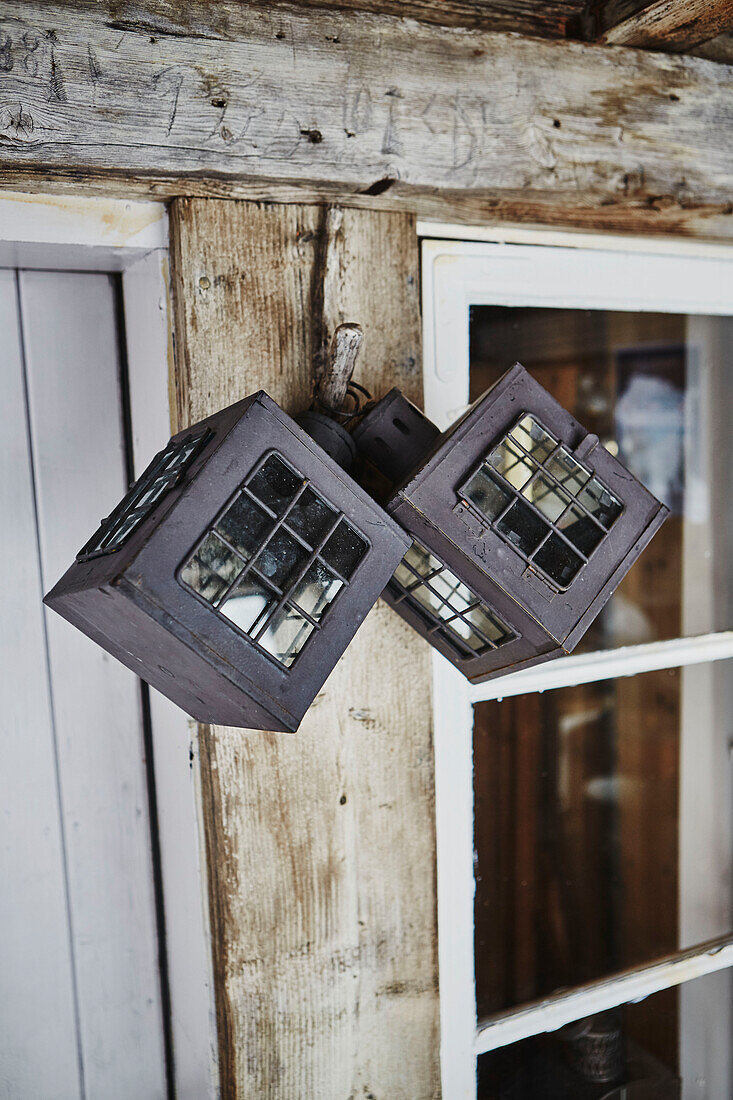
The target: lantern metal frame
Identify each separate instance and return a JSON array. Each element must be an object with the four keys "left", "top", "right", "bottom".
[
  {"left": 354, "top": 363, "right": 669, "bottom": 682},
  {"left": 45, "top": 390, "right": 410, "bottom": 731}
]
